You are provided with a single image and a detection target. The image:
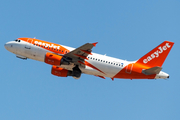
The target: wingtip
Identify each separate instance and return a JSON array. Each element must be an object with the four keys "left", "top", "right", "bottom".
[{"left": 92, "top": 42, "right": 98, "bottom": 47}]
